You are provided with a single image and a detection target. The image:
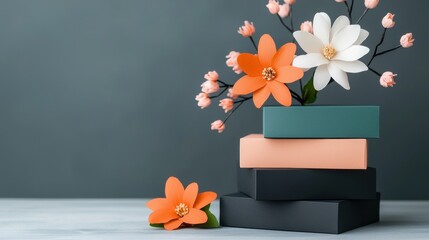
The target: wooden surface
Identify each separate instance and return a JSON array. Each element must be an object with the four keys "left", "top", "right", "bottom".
[{"left": 1, "top": 199, "right": 428, "bottom": 239}]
